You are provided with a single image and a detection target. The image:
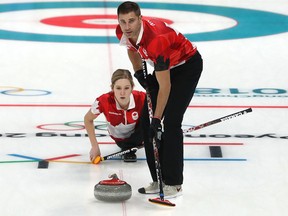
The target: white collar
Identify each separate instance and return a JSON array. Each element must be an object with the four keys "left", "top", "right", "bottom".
[{"left": 136, "top": 21, "right": 144, "bottom": 45}]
